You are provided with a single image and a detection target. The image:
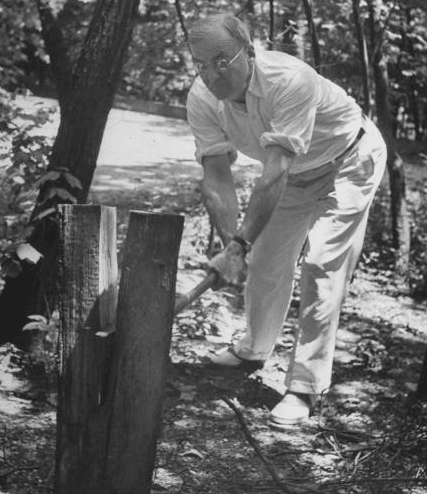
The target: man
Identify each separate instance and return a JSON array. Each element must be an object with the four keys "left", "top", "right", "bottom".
[{"left": 186, "top": 13, "right": 386, "bottom": 427}]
